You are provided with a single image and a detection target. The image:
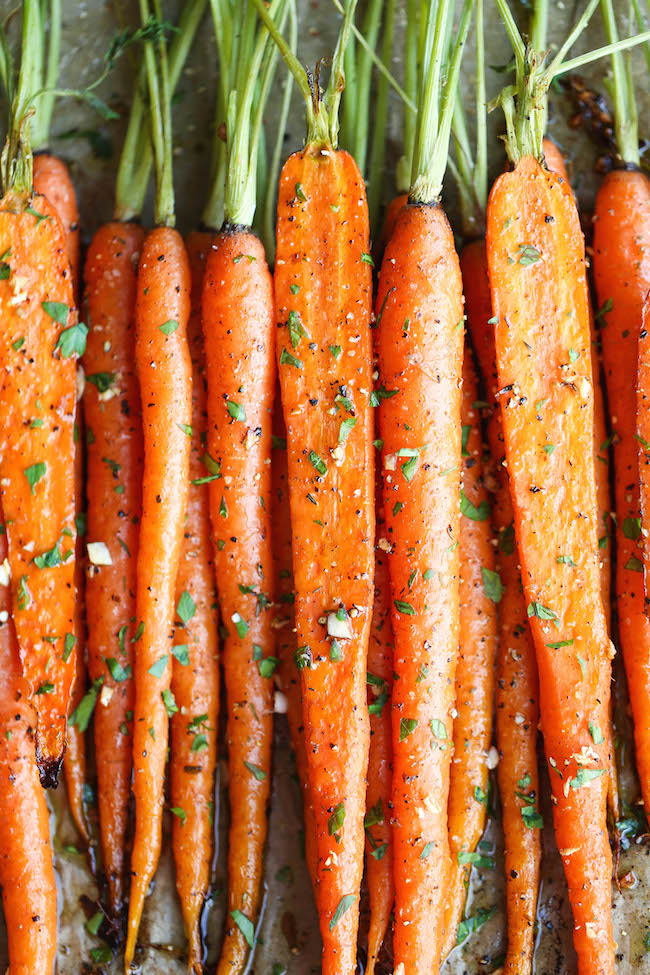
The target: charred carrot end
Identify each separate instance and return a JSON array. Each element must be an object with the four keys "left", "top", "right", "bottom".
[
  {"left": 170, "top": 231, "right": 219, "bottom": 973},
  {"left": 594, "top": 169, "right": 650, "bottom": 816},
  {"left": 83, "top": 221, "right": 145, "bottom": 919},
  {"left": 365, "top": 477, "right": 394, "bottom": 975},
  {"left": 33, "top": 153, "right": 80, "bottom": 299},
  {"left": 462, "top": 237, "right": 542, "bottom": 975},
  {"left": 0, "top": 193, "right": 77, "bottom": 786},
  {"left": 487, "top": 156, "right": 615, "bottom": 974},
  {"left": 377, "top": 202, "right": 463, "bottom": 974},
  {"left": 126, "top": 226, "right": 192, "bottom": 968},
  {"left": 275, "top": 146, "right": 374, "bottom": 975},
  {"left": 202, "top": 229, "right": 275, "bottom": 975},
  {"left": 442, "top": 347, "right": 497, "bottom": 956}
]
